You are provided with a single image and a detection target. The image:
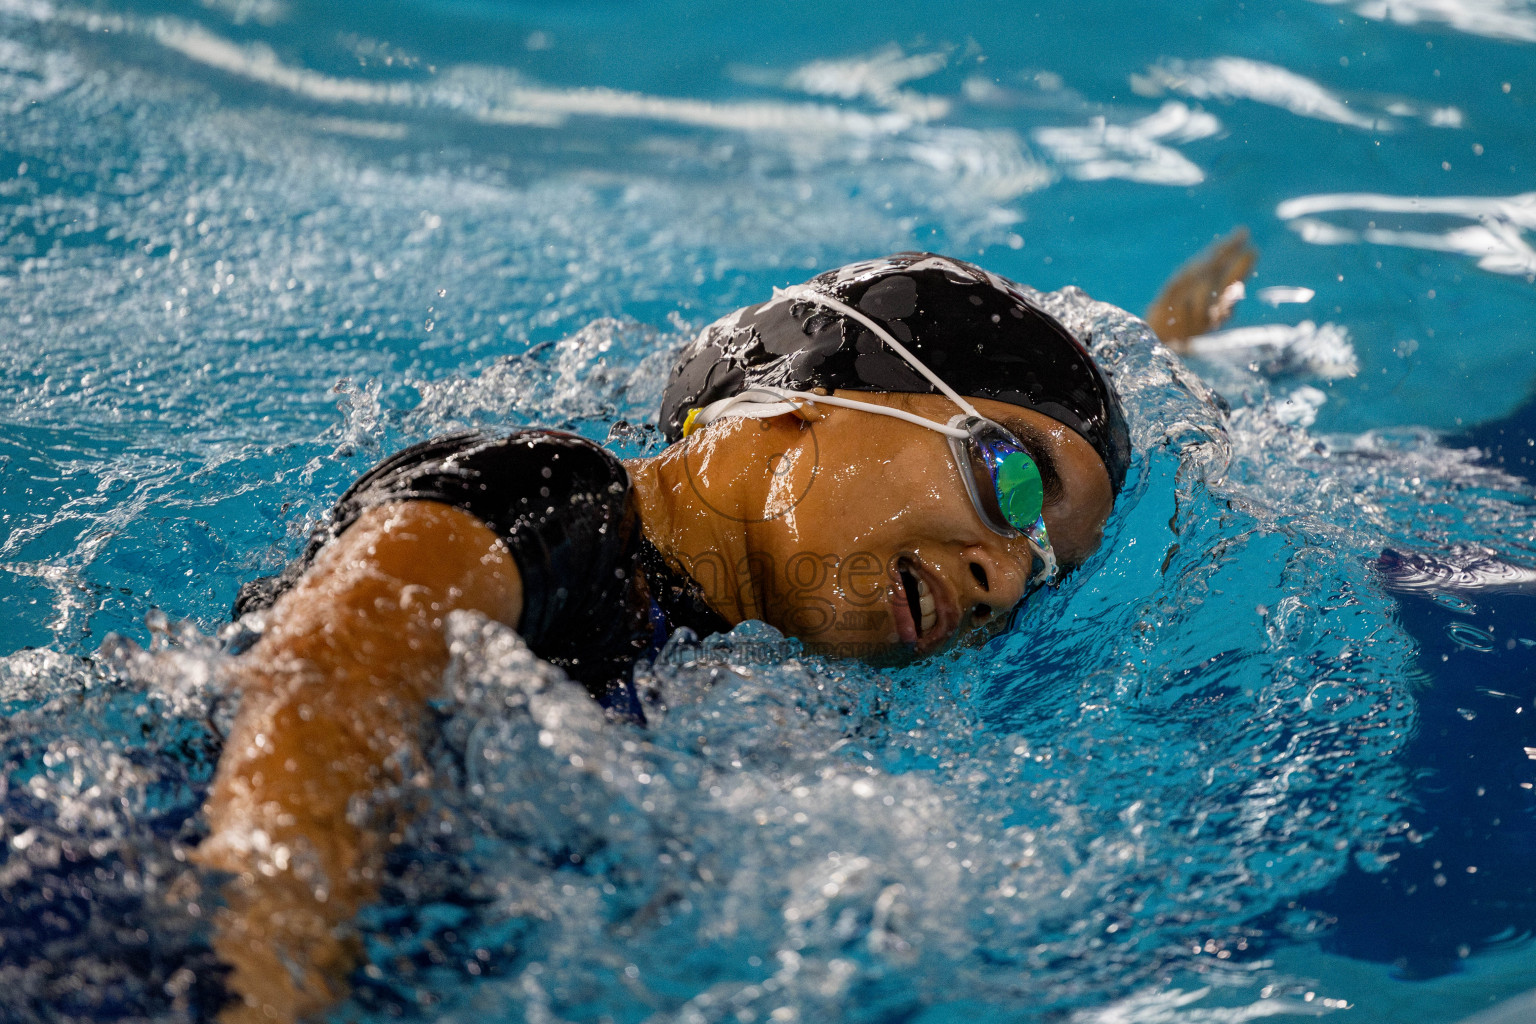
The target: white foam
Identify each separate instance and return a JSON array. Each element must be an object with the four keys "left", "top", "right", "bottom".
[
  {"left": 1073, "top": 985, "right": 1336, "bottom": 1023},
  {"left": 903, "top": 126, "right": 1053, "bottom": 201},
  {"left": 481, "top": 81, "right": 916, "bottom": 135},
  {"left": 1277, "top": 191, "right": 1536, "bottom": 276},
  {"left": 148, "top": 19, "right": 415, "bottom": 106},
  {"left": 0, "top": 34, "right": 80, "bottom": 113},
  {"left": 147, "top": 18, "right": 932, "bottom": 137},
  {"left": 1273, "top": 385, "right": 1331, "bottom": 427},
  {"left": 308, "top": 115, "right": 409, "bottom": 140},
  {"left": 1033, "top": 101, "right": 1218, "bottom": 186},
  {"left": 1308, "top": 0, "right": 1536, "bottom": 44},
  {"left": 195, "top": 0, "right": 286, "bottom": 26},
  {"left": 1139, "top": 57, "right": 1384, "bottom": 130},
  {"left": 1187, "top": 320, "right": 1359, "bottom": 379},
  {"left": 1136, "top": 56, "right": 1466, "bottom": 131},
  {"left": 1257, "top": 286, "right": 1316, "bottom": 305},
  {"left": 0, "top": 0, "right": 54, "bottom": 19},
  {"left": 1428, "top": 105, "right": 1466, "bottom": 127},
  {"left": 1278, "top": 191, "right": 1536, "bottom": 228},
  {"left": 782, "top": 44, "right": 950, "bottom": 118},
  {"left": 1288, "top": 216, "right": 1363, "bottom": 245}
]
